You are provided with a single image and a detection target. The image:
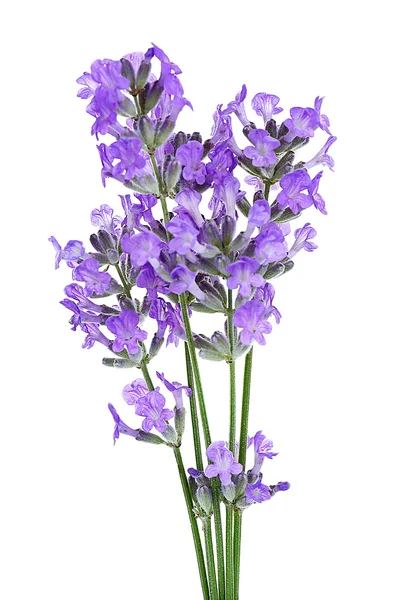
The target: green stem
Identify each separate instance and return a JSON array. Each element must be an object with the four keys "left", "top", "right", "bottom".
[
  {"left": 174, "top": 447, "right": 210, "bottom": 600},
  {"left": 226, "top": 505, "right": 234, "bottom": 600},
  {"left": 226, "top": 290, "right": 236, "bottom": 598},
  {"left": 203, "top": 519, "right": 219, "bottom": 600},
  {"left": 179, "top": 293, "right": 212, "bottom": 446},
  {"left": 114, "top": 263, "right": 132, "bottom": 298},
  {"left": 140, "top": 361, "right": 154, "bottom": 391},
  {"left": 238, "top": 348, "right": 253, "bottom": 469},
  {"left": 227, "top": 289, "right": 236, "bottom": 452},
  {"left": 185, "top": 342, "right": 204, "bottom": 471},
  {"left": 150, "top": 153, "right": 170, "bottom": 224},
  {"left": 179, "top": 293, "right": 225, "bottom": 599},
  {"left": 264, "top": 181, "right": 271, "bottom": 201},
  {"left": 234, "top": 348, "right": 254, "bottom": 599},
  {"left": 233, "top": 512, "right": 242, "bottom": 600}
]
